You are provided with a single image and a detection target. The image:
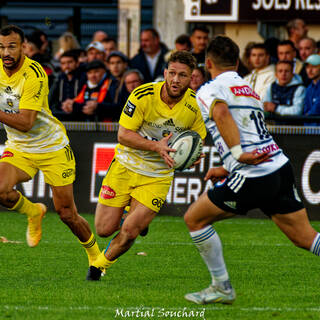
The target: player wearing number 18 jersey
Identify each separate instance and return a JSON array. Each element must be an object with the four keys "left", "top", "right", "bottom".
[{"left": 184, "top": 35, "right": 320, "bottom": 305}]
